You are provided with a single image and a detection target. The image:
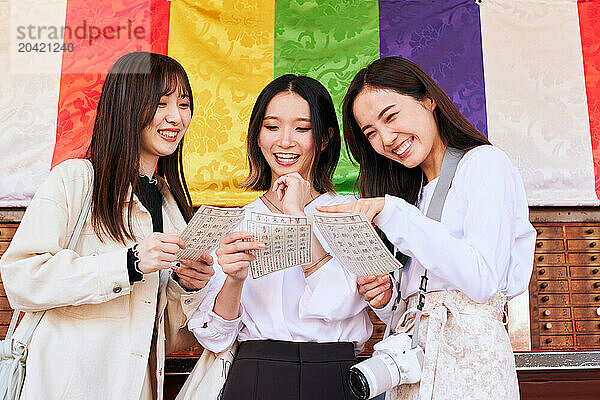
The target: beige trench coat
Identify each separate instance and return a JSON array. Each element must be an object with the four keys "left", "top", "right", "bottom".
[{"left": 0, "top": 159, "right": 207, "bottom": 400}]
